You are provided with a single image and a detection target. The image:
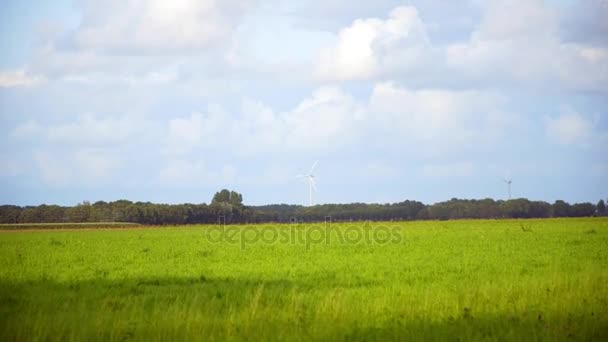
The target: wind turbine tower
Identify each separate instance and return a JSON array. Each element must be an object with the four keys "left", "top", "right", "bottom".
[
  {"left": 504, "top": 179, "right": 512, "bottom": 200},
  {"left": 297, "top": 161, "right": 318, "bottom": 206}
]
